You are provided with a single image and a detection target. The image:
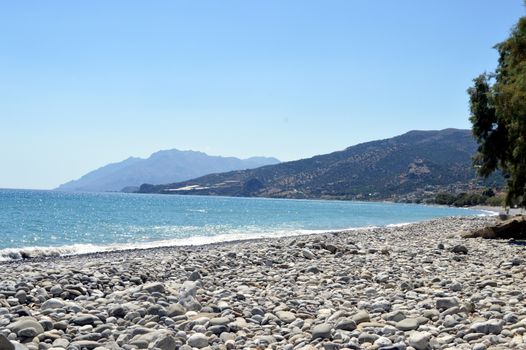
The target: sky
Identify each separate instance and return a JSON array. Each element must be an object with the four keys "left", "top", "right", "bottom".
[{"left": 0, "top": 1, "right": 524, "bottom": 189}]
